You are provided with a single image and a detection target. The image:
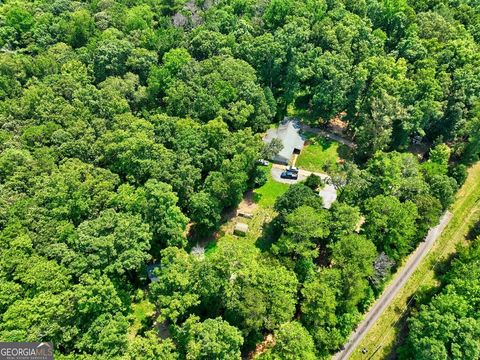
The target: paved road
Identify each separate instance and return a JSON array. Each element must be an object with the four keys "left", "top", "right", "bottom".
[{"left": 333, "top": 211, "right": 453, "bottom": 360}]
